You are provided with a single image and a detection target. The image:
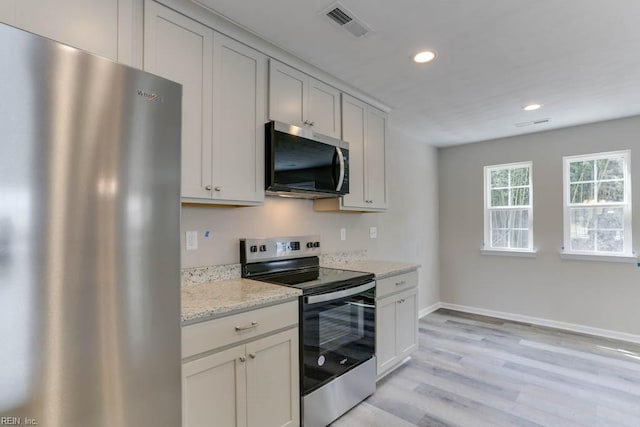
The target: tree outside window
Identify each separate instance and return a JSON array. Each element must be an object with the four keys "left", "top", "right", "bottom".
[
  {"left": 484, "top": 162, "right": 533, "bottom": 251},
  {"left": 563, "top": 151, "right": 632, "bottom": 255}
]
